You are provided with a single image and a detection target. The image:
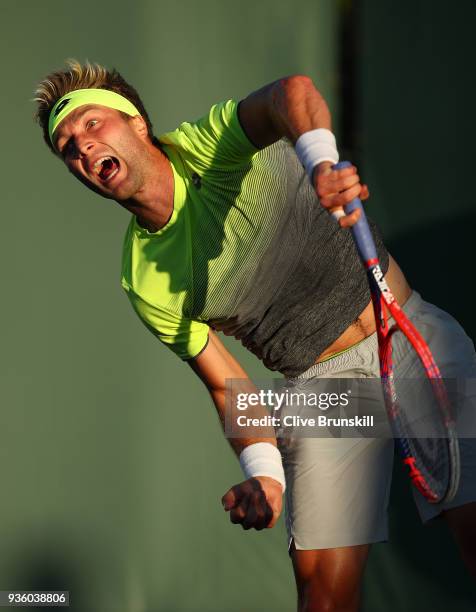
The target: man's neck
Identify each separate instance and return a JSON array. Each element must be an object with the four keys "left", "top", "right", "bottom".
[{"left": 123, "top": 144, "right": 174, "bottom": 233}]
